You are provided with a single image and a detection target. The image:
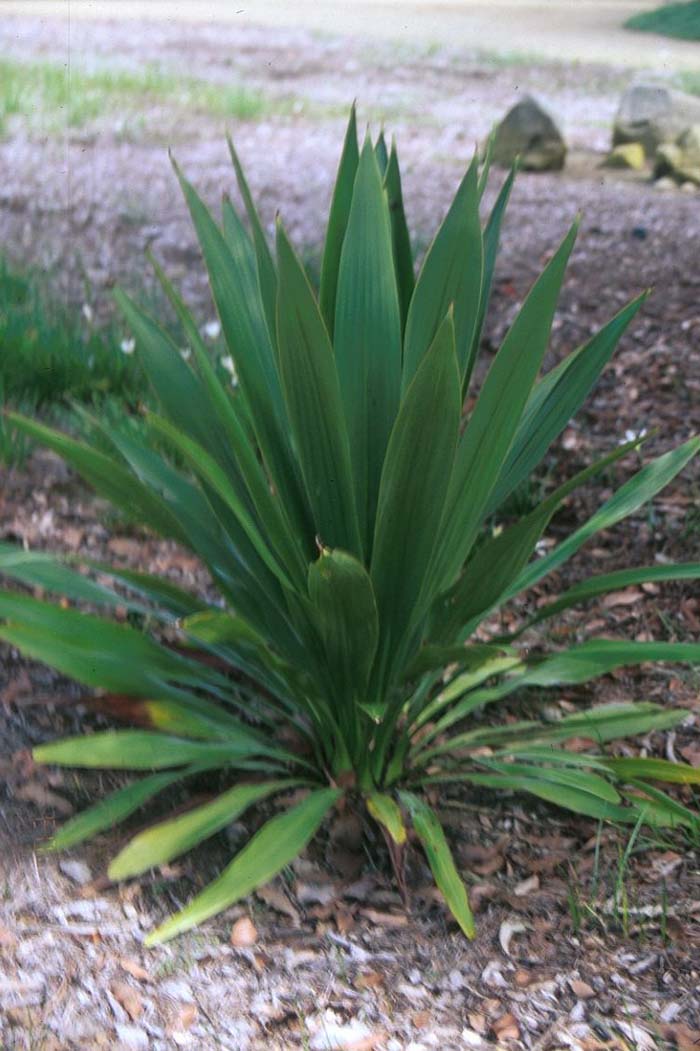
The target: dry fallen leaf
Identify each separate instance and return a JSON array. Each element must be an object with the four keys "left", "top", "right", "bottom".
[
  {"left": 230, "top": 916, "right": 258, "bottom": 947},
  {"left": 174, "top": 1003, "right": 198, "bottom": 1031},
  {"left": 659, "top": 1023, "right": 700, "bottom": 1051},
  {"left": 499, "top": 918, "right": 527, "bottom": 956},
  {"left": 255, "top": 883, "right": 301, "bottom": 925},
  {"left": 14, "top": 781, "right": 74, "bottom": 815},
  {"left": 359, "top": 908, "right": 408, "bottom": 928},
  {"left": 110, "top": 980, "right": 143, "bottom": 1021},
  {"left": 513, "top": 874, "right": 540, "bottom": 897},
  {"left": 570, "top": 978, "right": 595, "bottom": 999},
  {"left": 492, "top": 1012, "right": 520, "bottom": 1041},
  {"left": 355, "top": 971, "right": 384, "bottom": 991},
  {"left": 119, "top": 958, "right": 151, "bottom": 983}
]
